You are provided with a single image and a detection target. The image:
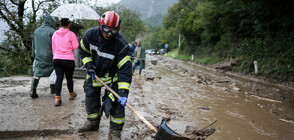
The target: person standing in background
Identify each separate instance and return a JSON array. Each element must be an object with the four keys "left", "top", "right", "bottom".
[
  {"left": 52, "top": 18, "right": 79, "bottom": 106},
  {"left": 132, "top": 41, "right": 146, "bottom": 77},
  {"left": 30, "top": 14, "right": 56, "bottom": 98},
  {"left": 129, "top": 41, "right": 136, "bottom": 61}
]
